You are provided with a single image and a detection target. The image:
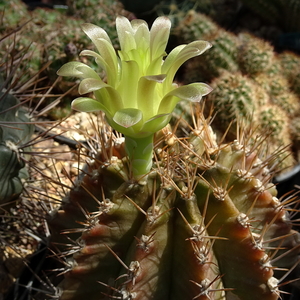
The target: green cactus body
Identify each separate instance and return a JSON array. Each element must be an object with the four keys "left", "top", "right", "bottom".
[
  {"left": 0, "top": 93, "right": 34, "bottom": 205},
  {"left": 257, "top": 104, "right": 291, "bottom": 145},
  {"left": 271, "top": 91, "right": 300, "bottom": 117},
  {"left": 238, "top": 33, "right": 275, "bottom": 76},
  {"left": 176, "top": 14, "right": 299, "bottom": 172},
  {"left": 205, "top": 72, "right": 259, "bottom": 131},
  {"left": 279, "top": 51, "right": 300, "bottom": 97},
  {"left": 176, "top": 11, "right": 240, "bottom": 81},
  {"left": 205, "top": 70, "right": 295, "bottom": 169},
  {"left": 203, "top": 30, "right": 239, "bottom": 79},
  {"left": 176, "top": 10, "right": 219, "bottom": 42},
  {"left": 251, "top": 68, "right": 300, "bottom": 118},
  {"left": 290, "top": 116, "right": 300, "bottom": 152},
  {"left": 49, "top": 114, "right": 299, "bottom": 300}
]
